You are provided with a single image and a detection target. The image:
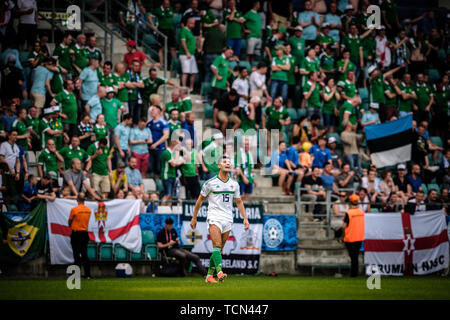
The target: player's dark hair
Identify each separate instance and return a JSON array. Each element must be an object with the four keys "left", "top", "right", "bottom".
[{"left": 165, "top": 217, "right": 174, "bottom": 225}]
